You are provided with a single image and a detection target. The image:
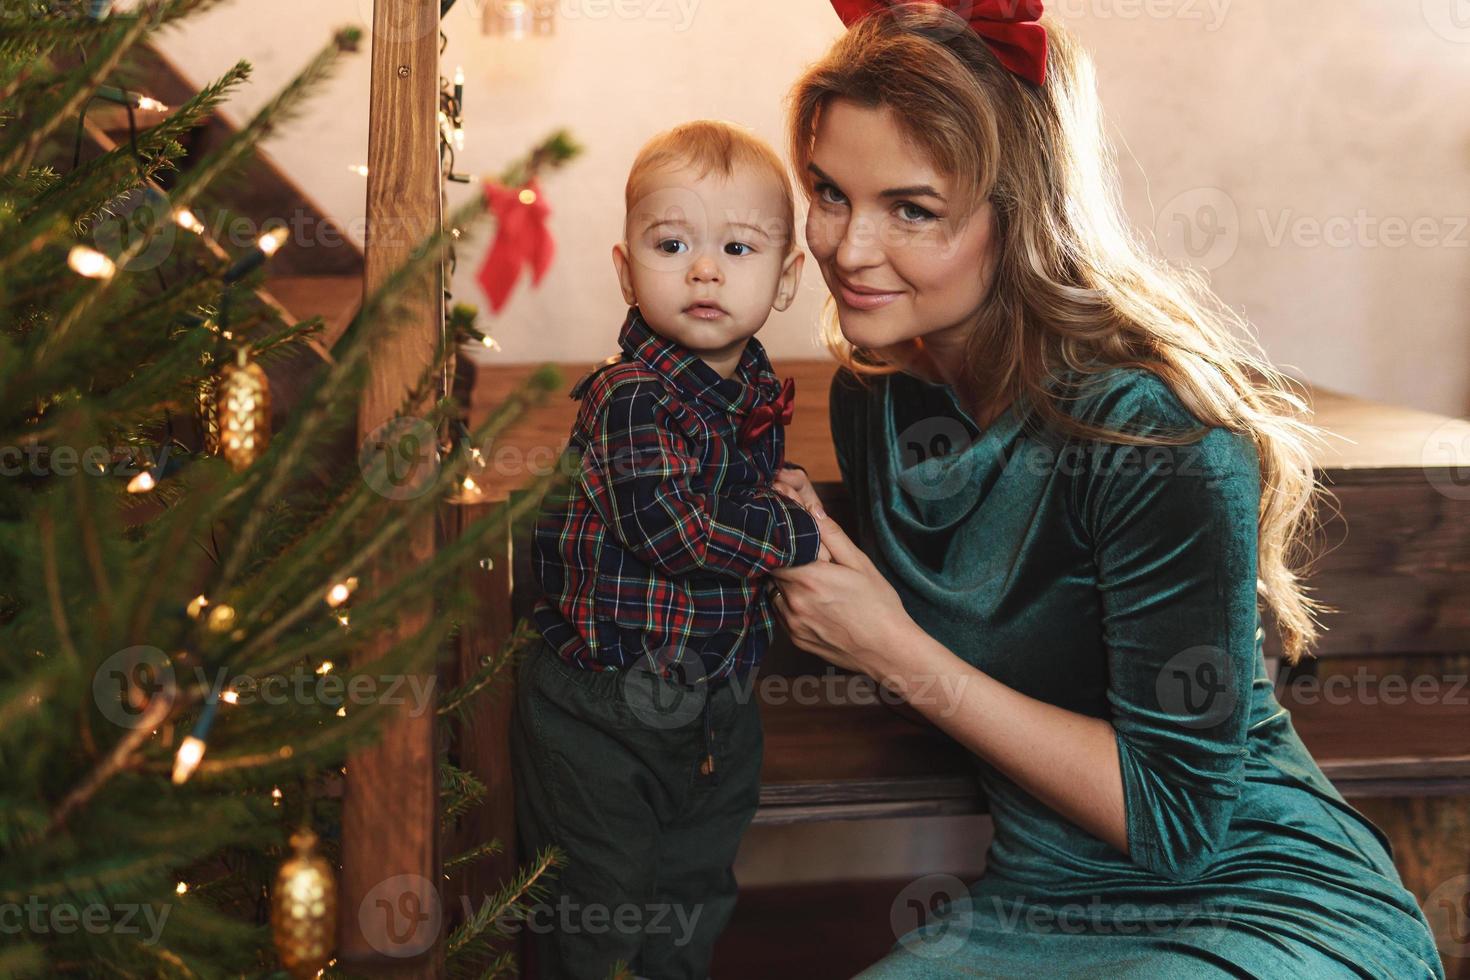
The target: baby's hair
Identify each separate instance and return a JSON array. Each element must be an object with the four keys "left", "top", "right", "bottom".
[{"left": 624, "top": 119, "right": 796, "bottom": 254}]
